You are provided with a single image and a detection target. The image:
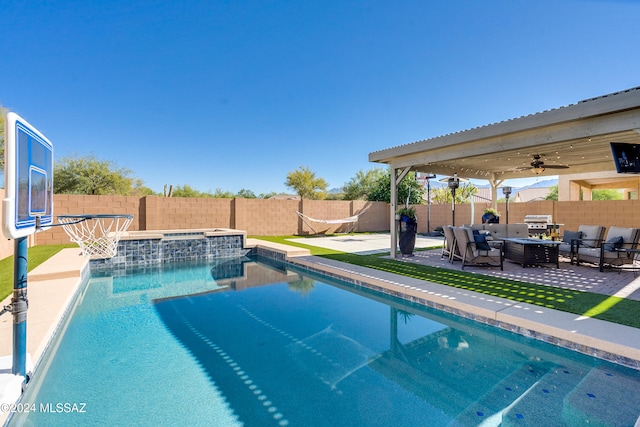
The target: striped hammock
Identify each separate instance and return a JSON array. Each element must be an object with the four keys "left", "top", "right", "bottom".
[{"left": 295, "top": 211, "right": 362, "bottom": 234}]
